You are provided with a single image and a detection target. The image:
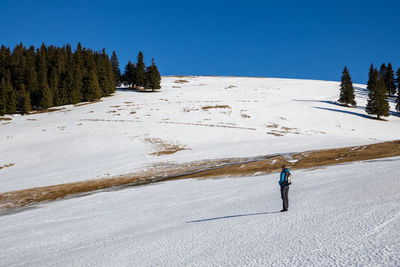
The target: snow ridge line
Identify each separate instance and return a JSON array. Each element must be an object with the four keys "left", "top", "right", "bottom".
[{"left": 1, "top": 140, "right": 400, "bottom": 212}]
